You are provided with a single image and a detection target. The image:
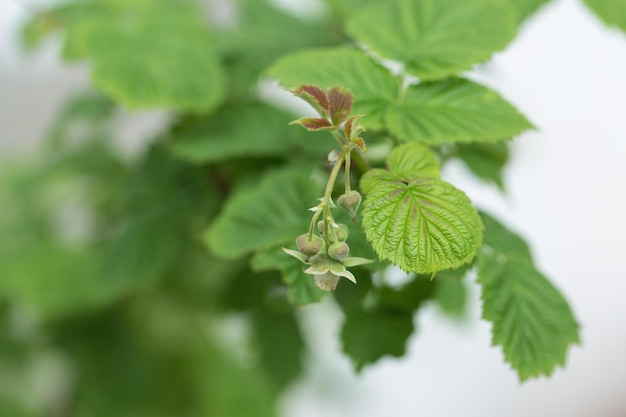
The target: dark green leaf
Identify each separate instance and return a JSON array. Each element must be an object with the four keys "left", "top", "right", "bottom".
[
  {"left": 387, "top": 78, "right": 533, "bottom": 145},
  {"left": 478, "top": 254, "right": 580, "bottom": 381},
  {"left": 206, "top": 166, "right": 322, "bottom": 258},
  {"left": 346, "top": 0, "right": 517, "bottom": 80},
  {"left": 455, "top": 141, "right": 510, "bottom": 190},
  {"left": 341, "top": 309, "right": 414, "bottom": 371},
  {"left": 251, "top": 307, "right": 305, "bottom": 391},
  {"left": 477, "top": 213, "right": 580, "bottom": 380},
  {"left": 169, "top": 103, "right": 303, "bottom": 164}
]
